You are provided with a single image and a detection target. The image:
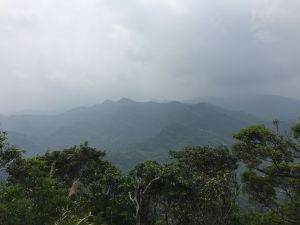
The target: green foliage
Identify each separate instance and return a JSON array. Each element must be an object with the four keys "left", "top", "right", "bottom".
[
  {"left": 0, "top": 157, "right": 70, "bottom": 225},
  {"left": 0, "top": 135, "right": 131, "bottom": 225},
  {"left": 239, "top": 209, "right": 289, "bottom": 225},
  {"left": 167, "top": 146, "right": 239, "bottom": 225},
  {"left": 41, "top": 141, "right": 106, "bottom": 186},
  {"left": 0, "top": 131, "right": 23, "bottom": 171},
  {"left": 125, "top": 147, "right": 239, "bottom": 225},
  {"left": 1, "top": 120, "right": 300, "bottom": 225},
  {"left": 291, "top": 123, "right": 300, "bottom": 139},
  {"left": 233, "top": 122, "right": 300, "bottom": 225}
]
